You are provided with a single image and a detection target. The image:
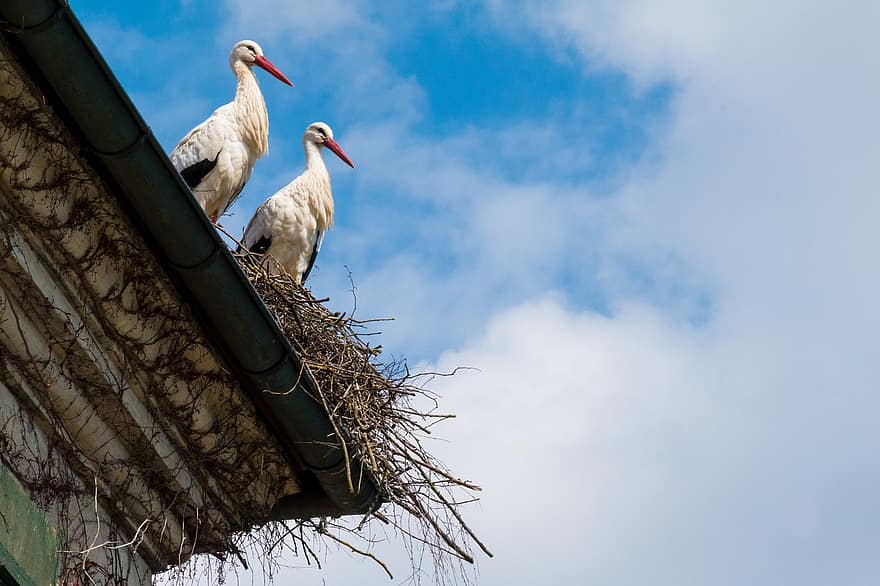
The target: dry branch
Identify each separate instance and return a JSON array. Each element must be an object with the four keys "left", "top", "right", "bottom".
[{"left": 232, "top": 248, "right": 492, "bottom": 579}]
